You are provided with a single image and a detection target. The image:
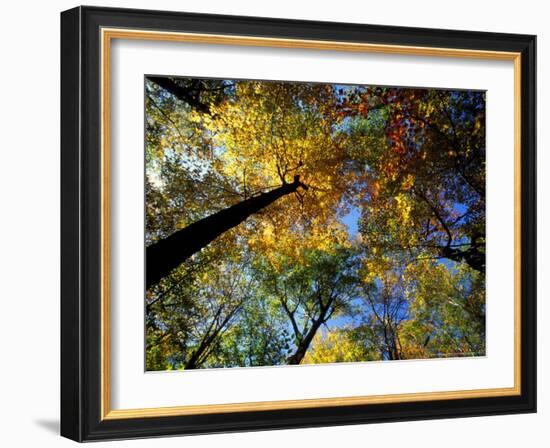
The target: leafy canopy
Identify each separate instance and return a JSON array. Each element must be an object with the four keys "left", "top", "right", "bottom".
[{"left": 145, "top": 77, "right": 486, "bottom": 370}]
